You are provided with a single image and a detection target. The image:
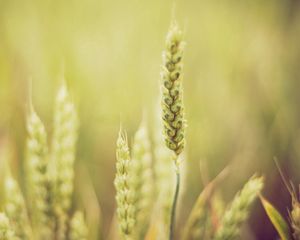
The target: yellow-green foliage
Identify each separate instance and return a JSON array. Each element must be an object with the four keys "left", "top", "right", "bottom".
[
  {"left": 2, "top": 83, "right": 86, "bottom": 240},
  {"left": 0, "top": 10, "right": 288, "bottom": 240},
  {"left": 3, "top": 1, "right": 300, "bottom": 238},
  {"left": 114, "top": 130, "right": 136, "bottom": 239}
]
